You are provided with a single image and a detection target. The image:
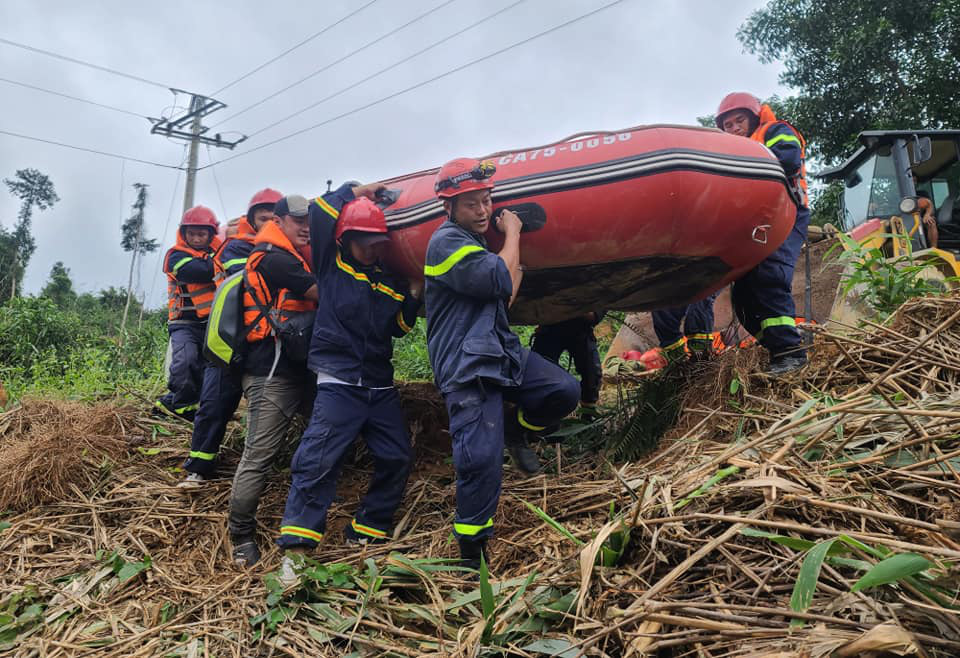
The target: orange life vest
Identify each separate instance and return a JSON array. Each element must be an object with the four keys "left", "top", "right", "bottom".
[
  {"left": 242, "top": 221, "right": 317, "bottom": 344},
  {"left": 164, "top": 232, "right": 221, "bottom": 322},
  {"left": 750, "top": 104, "right": 809, "bottom": 208}
]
